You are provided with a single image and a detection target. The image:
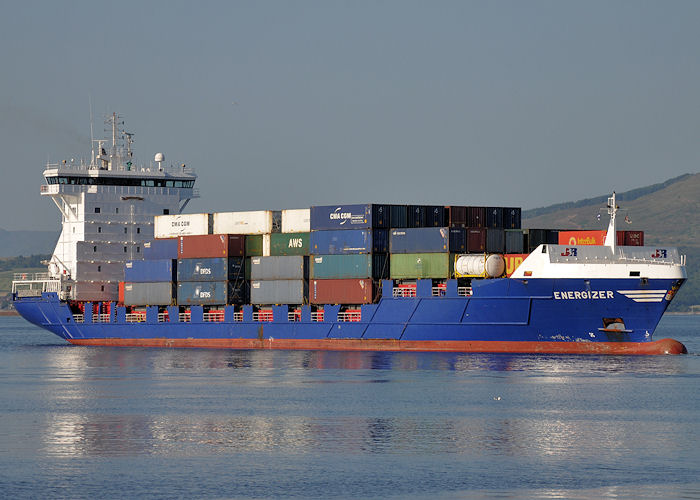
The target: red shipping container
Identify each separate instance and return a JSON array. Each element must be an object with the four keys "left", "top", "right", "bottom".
[
  {"left": 504, "top": 254, "right": 529, "bottom": 277},
  {"left": 623, "top": 231, "right": 644, "bottom": 246},
  {"left": 118, "top": 282, "right": 125, "bottom": 304},
  {"left": 446, "top": 206, "right": 467, "bottom": 227},
  {"left": 310, "top": 278, "right": 374, "bottom": 304},
  {"left": 177, "top": 234, "right": 245, "bottom": 258},
  {"left": 467, "top": 207, "right": 486, "bottom": 228},
  {"left": 466, "top": 227, "right": 487, "bottom": 253}
]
